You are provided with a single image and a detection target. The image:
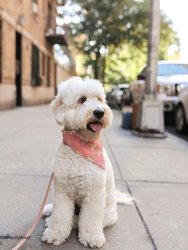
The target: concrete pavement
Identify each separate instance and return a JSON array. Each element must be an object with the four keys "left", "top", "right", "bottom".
[{"left": 0, "top": 106, "right": 188, "bottom": 250}]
